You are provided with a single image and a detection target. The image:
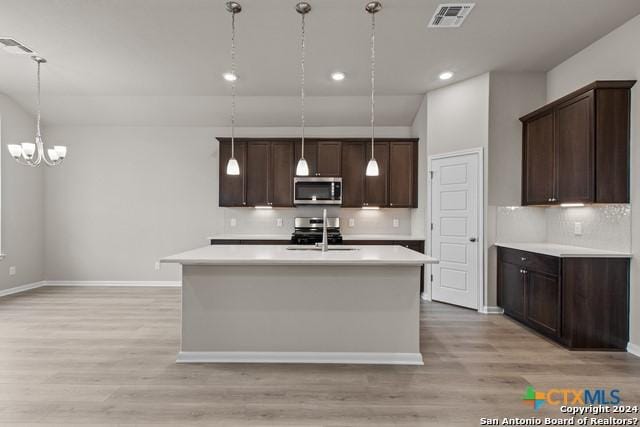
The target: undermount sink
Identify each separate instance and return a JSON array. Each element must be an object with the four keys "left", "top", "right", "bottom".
[{"left": 286, "top": 246, "right": 360, "bottom": 251}]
